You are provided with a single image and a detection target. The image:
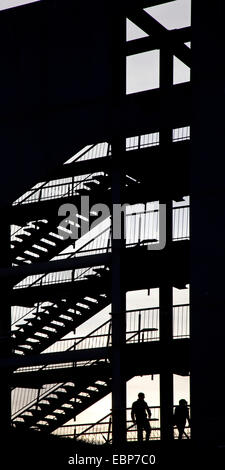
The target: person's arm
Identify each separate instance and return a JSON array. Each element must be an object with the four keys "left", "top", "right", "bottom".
[
  {"left": 146, "top": 403, "right": 151, "bottom": 420},
  {"left": 186, "top": 407, "right": 191, "bottom": 426},
  {"left": 131, "top": 405, "right": 136, "bottom": 424}
]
